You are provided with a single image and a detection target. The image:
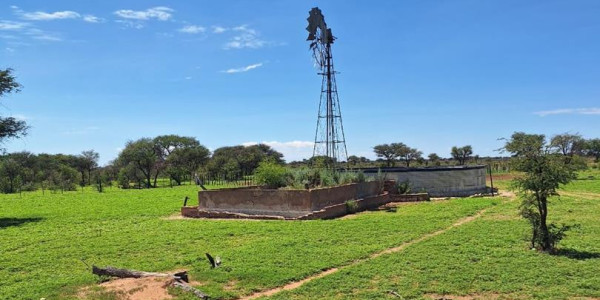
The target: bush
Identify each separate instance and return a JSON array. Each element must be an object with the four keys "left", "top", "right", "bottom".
[
  {"left": 396, "top": 180, "right": 412, "bottom": 194},
  {"left": 254, "top": 161, "right": 291, "bottom": 189},
  {"left": 285, "top": 168, "right": 372, "bottom": 189},
  {"left": 345, "top": 199, "right": 358, "bottom": 214}
]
